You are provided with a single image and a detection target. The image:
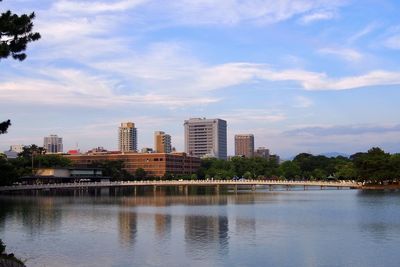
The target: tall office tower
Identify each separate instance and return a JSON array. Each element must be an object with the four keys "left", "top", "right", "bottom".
[
  {"left": 119, "top": 122, "right": 137, "bottom": 153},
  {"left": 43, "top": 135, "right": 63, "bottom": 153},
  {"left": 154, "top": 131, "right": 172, "bottom": 153},
  {"left": 235, "top": 134, "right": 254, "bottom": 158},
  {"left": 184, "top": 118, "right": 227, "bottom": 160},
  {"left": 255, "top": 147, "right": 270, "bottom": 159}
]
